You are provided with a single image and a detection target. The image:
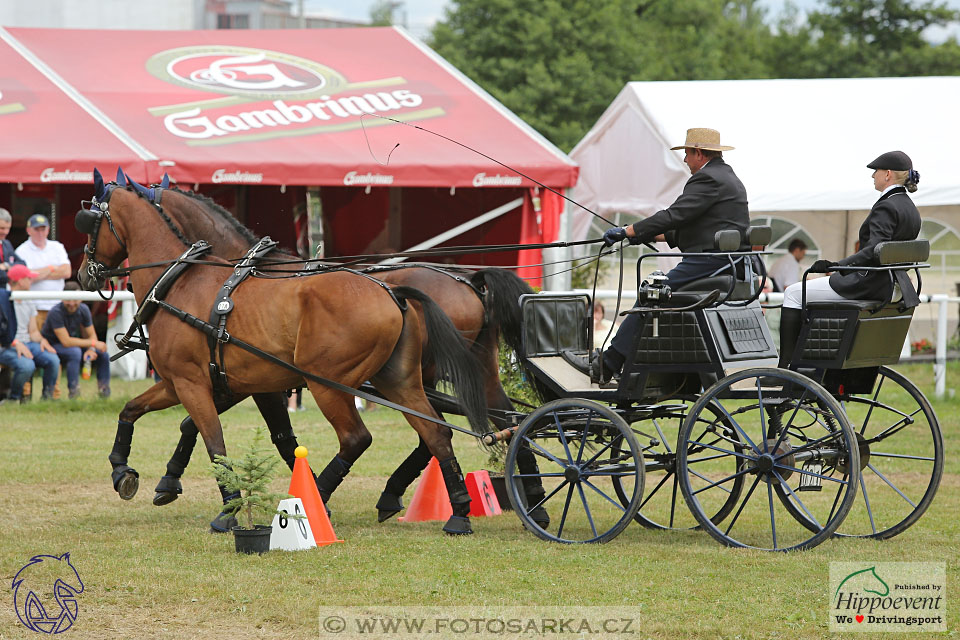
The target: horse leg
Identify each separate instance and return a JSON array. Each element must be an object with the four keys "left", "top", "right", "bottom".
[
  {"left": 303, "top": 385, "right": 372, "bottom": 510},
  {"left": 152, "top": 391, "right": 299, "bottom": 508},
  {"left": 370, "top": 318, "right": 473, "bottom": 536},
  {"left": 110, "top": 382, "right": 181, "bottom": 500},
  {"left": 376, "top": 435, "right": 433, "bottom": 522},
  {"left": 168, "top": 381, "right": 236, "bottom": 532}
]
